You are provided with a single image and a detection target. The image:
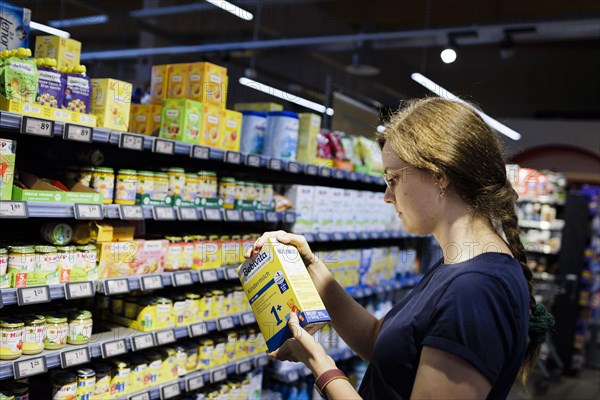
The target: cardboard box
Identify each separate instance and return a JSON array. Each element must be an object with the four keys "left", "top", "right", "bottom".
[
  {"left": 0, "top": 56, "right": 38, "bottom": 103},
  {"left": 129, "top": 104, "right": 162, "bottom": 136},
  {"left": 285, "top": 185, "right": 315, "bottom": 234},
  {"left": 296, "top": 113, "right": 321, "bottom": 164},
  {"left": 199, "top": 103, "right": 224, "bottom": 148},
  {"left": 150, "top": 64, "right": 169, "bottom": 104},
  {"left": 167, "top": 63, "right": 188, "bottom": 99},
  {"left": 0, "top": 138, "right": 16, "bottom": 200},
  {"left": 234, "top": 102, "right": 283, "bottom": 112},
  {"left": 34, "top": 36, "right": 81, "bottom": 69},
  {"left": 331, "top": 188, "right": 344, "bottom": 232},
  {"left": 91, "top": 78, "right": 132, "bottom": 131},
  {"left": 0, "top": 2, "right": 31, "bottom": 50},
  {"left": 12, "top": 172, "right": 103, "bottom": 204},
  {"left": 187, "top": 62, "right": 228, "bottom": 108},
  {"left": 221, "top": 109, "right": 242, "bottom": 151},
  {"left": 96, "top": 240, "right": 142, "bottom": 278},
  {"left": 0, "top": 94, "right": 97, "bottom": 127},
  {"left": 159, "top": 98, "right": 202, "bottom": 143}
]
